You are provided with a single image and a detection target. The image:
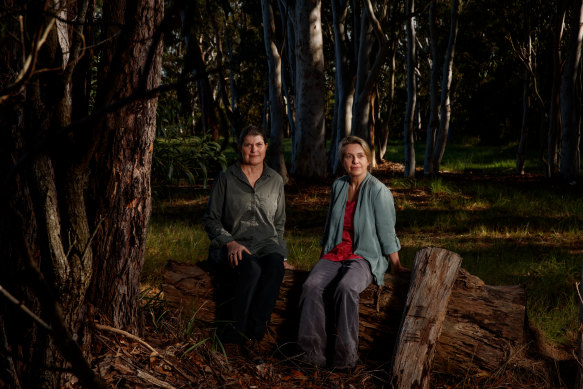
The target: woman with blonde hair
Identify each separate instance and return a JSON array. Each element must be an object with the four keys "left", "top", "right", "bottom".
[{"left": 297, "top": 135, "right": 407, "bottom": 369}]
